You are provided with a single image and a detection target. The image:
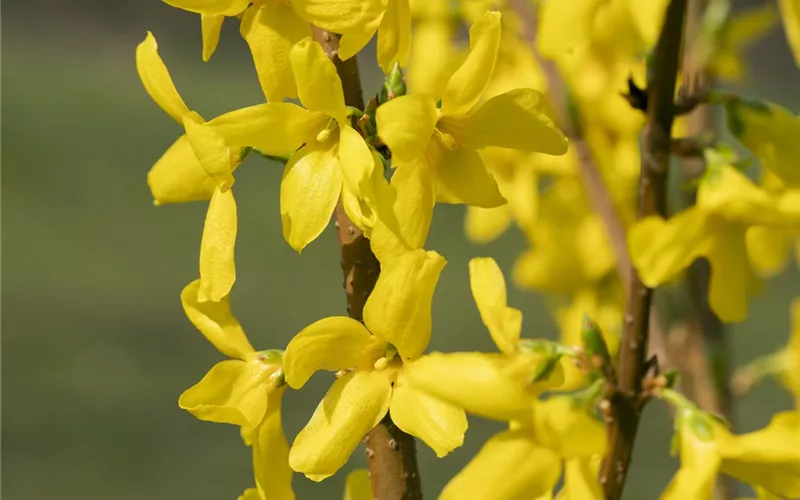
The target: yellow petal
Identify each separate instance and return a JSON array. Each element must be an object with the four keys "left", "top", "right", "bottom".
[
  {"left": 369, "top": 158, "right": 435, "bottom": 262},
  {"left": 199, "top": 187, "right": 237, "bottom": 302},
  {"left": 147, "top": 134, "right": 216, "bottom": 205},
  {"left": 179, "top": 356, "right": 279, "bottom": 427},
  {"left": 780, "top": 0, "right": 800, "bottom": 67},
  {"left": 290, "top": 0, "right": 386, "bottom": 35},
  {"left": 440, "top": 11, "right": 501, "bottom": 117},
  {"left": 363, "top": 249, "right": 446, "bottom": 359},
  {"left": 465, "top": 205, "right": 512, "bottom": 244},
  {"left": 183, "top": 117, "right": 236, "bottom": 190},
  {"left": 706, "top": 223, "right": 758, "bottom": 323},
  {"left": 407, "top": 20, "right": 456, "bottom": 97},
  {"left": 208, "top": 103, "right": 326, "bottom": 156},
  {"left": 440, "top": 429, "right": 561, "bottom": 500},
  {"left": 628, "top": 209, "right": 714, "bottom": 287},
  {"left": 290, "top": 38, "right": 346, "bottom": 122},
  {"left": 376, "top": 0, "right": 411, "bottom": 72},
  {"left": 375, "top": 94, "right": 438, "bottom": 165},
  {"left": 181, "top": 279, "right": 254, "bottom": 359},
  {"left": 238, "top": 488, "right": 260, "bottom": 500},
  {"left": 280, "top": 141, "right": 342, "bottom": 253},
  {"left": 406, "top": 352, "right": 537, "bottom": 422},
  {"left": 338, "top": 125, "right": 375, "bottom": 207},
  {"left": 390, "top": 370, "right": 467, "bottom": 457},
  {"left": 438, "top": 89, "right": 568, "bottom": 156},
  {"left": 283, "top": 316, "right": 383, "bottom": 389},
  {"left": 718, "top": 411, "right": 800, "bottom": 497},
  {"left": 468, "top": 257, "right": 522, "bottom": 355},
  {"left": 432, "top": 144, "right": 505, "bottom": 208},
  {"left": 289, "top": 370, "right": 392, "bottom": 480},
  {"left": 201, "top": 14, "right": 224, "bottom": 62},
  {"left": 136, "top": 32, "right": 191, "bottom": 123},
  {"left": 344, "top": 469, "right": 373, "bottom": 500},
  {"left": 341, "top": 149, "right": 390, "bottom": 236},
  {"left": 661, "top": 414, "right": 722, "bottom": 500},
  {"left": 561, "top": 457, "right": 603, "bottom": 500},
  {"left": 253, "top": 390, "right": 295, "bottom": 500},
  {"left": 532, "top": 396, "right": 606, "bottom": 458},
  {"left": 162, "top": 0, "right": 249, "bottom": 16},
  {"left": 240, "top": 3, "right": 311, "bottom": 103}
]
